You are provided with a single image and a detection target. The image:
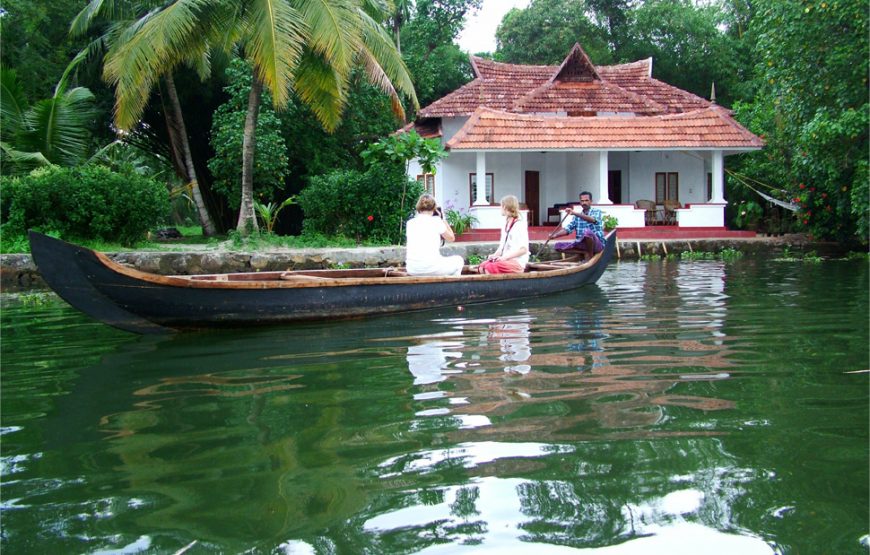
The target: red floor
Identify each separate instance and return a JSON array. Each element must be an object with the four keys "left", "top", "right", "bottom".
[{"left": 456, "top": 226, "right": 756, "bottom": 242}]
